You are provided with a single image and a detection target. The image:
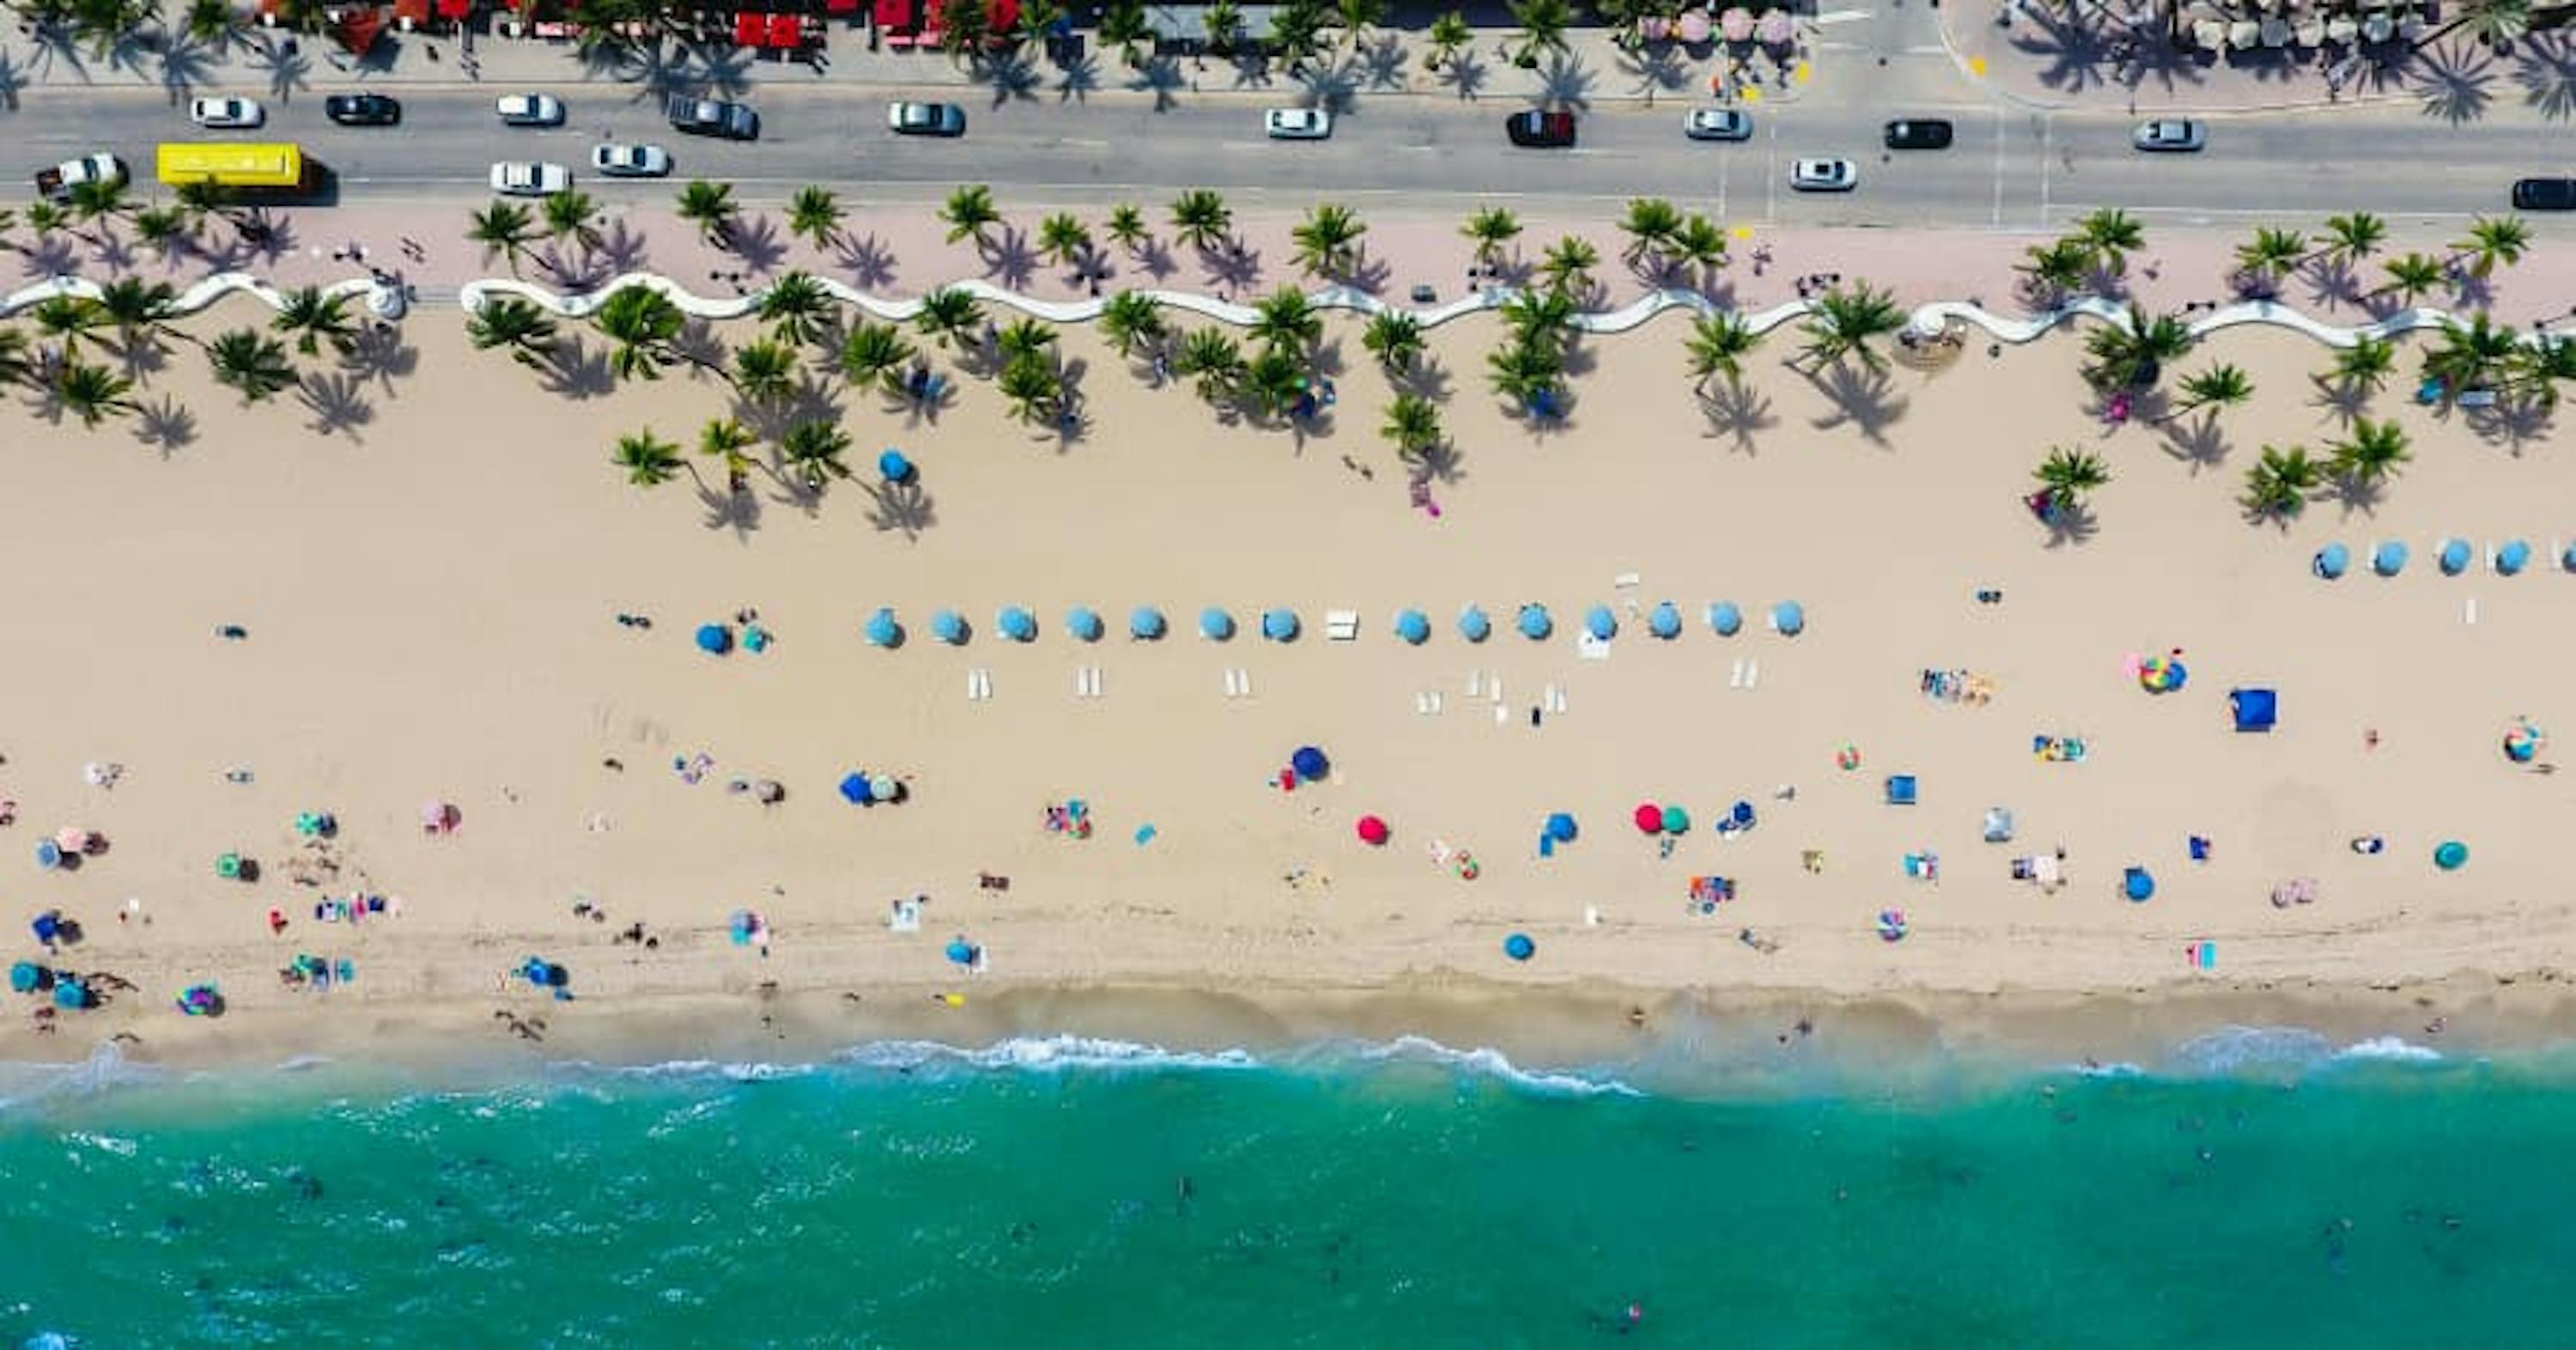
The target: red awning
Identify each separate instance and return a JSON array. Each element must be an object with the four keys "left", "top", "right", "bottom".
[
  {"left": 988, "top": 0, "right": 1017, "bottom": 32},
  {"left": 873, "top": 0, "right": 911, "bottom": 29},
  {"left": 393, "top": 0, "right": 428, "bottom": 22},
  {"left": 435, "top": 0, "right": 469, "bottom": 16},
  {"left": 733, "top": 9, "right": 761, "bottom": 44},
  {"left": 766, "top": 13, "right": 799, "bottom": 46},
  {"left": 333, "top": 6, "right": 386, "bottom": 53},
  {"left": 824, "top": 0, "right": 859, "bottom": 13}
]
